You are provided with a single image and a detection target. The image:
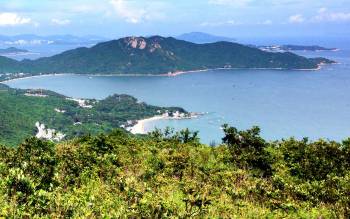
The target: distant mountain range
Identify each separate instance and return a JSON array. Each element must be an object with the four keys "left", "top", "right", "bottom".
[
  {"left": 0, "top": 34, "right": 108, "bottom": 46},
  {"left": 0, "top": 36, "right": 334, "bottom": 78},
  {"left": 176, "top": 32, "right": 236, "bottom": 44},
  {"left": 176, "top": 33, "right": 338, "bottom": 52},
  {"left": 0, "top": 47, "right": 29, "bottom": 55}
]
